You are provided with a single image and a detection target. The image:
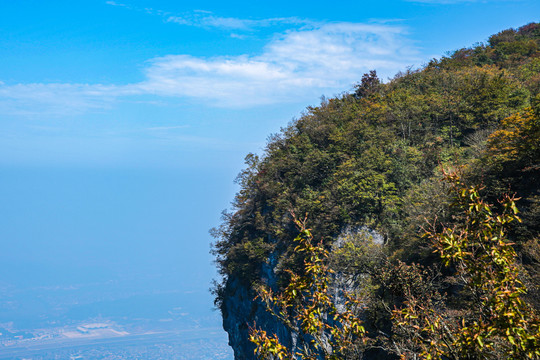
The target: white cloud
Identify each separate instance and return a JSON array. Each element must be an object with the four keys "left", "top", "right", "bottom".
[
  {"left": 134, "top": 22, "right": 419, "bottom": 107},
  {"left": 0, "top": 21, "right": 420, "bottom": 114}
]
